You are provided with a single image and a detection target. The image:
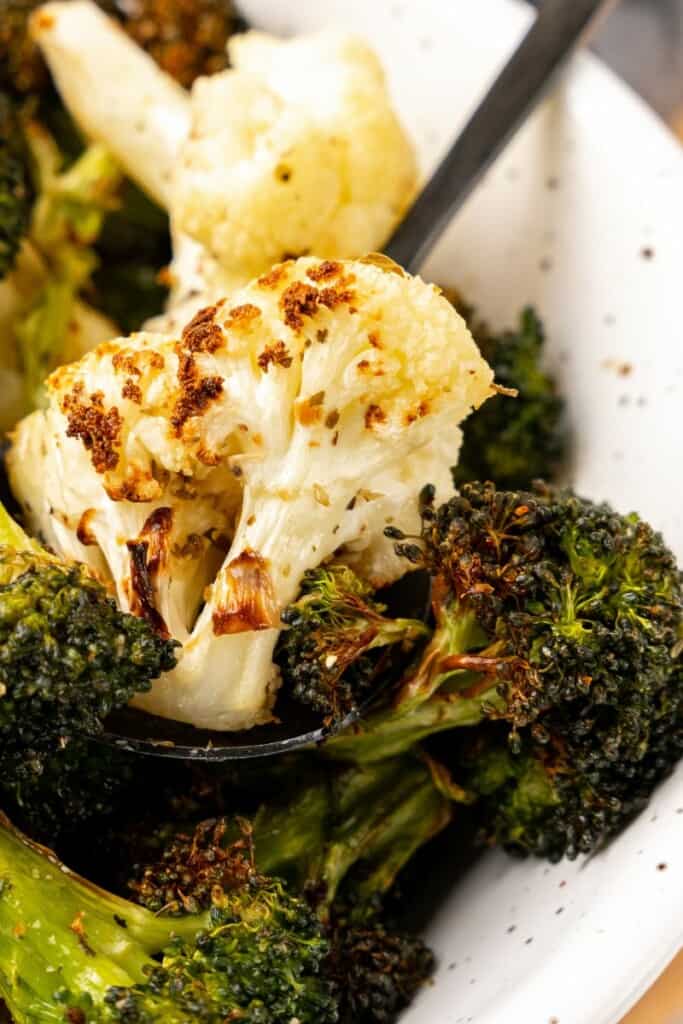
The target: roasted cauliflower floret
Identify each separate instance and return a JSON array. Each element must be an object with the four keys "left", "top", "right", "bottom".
[
  {"left": 173, "top": 30, "right": 417, "bottom": 281},
  {"left": 32, "top": 3, "right": 418, "bottom": 304},
  {"left": 9, "top": 257, "right": 494, "bottom": 730}
]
